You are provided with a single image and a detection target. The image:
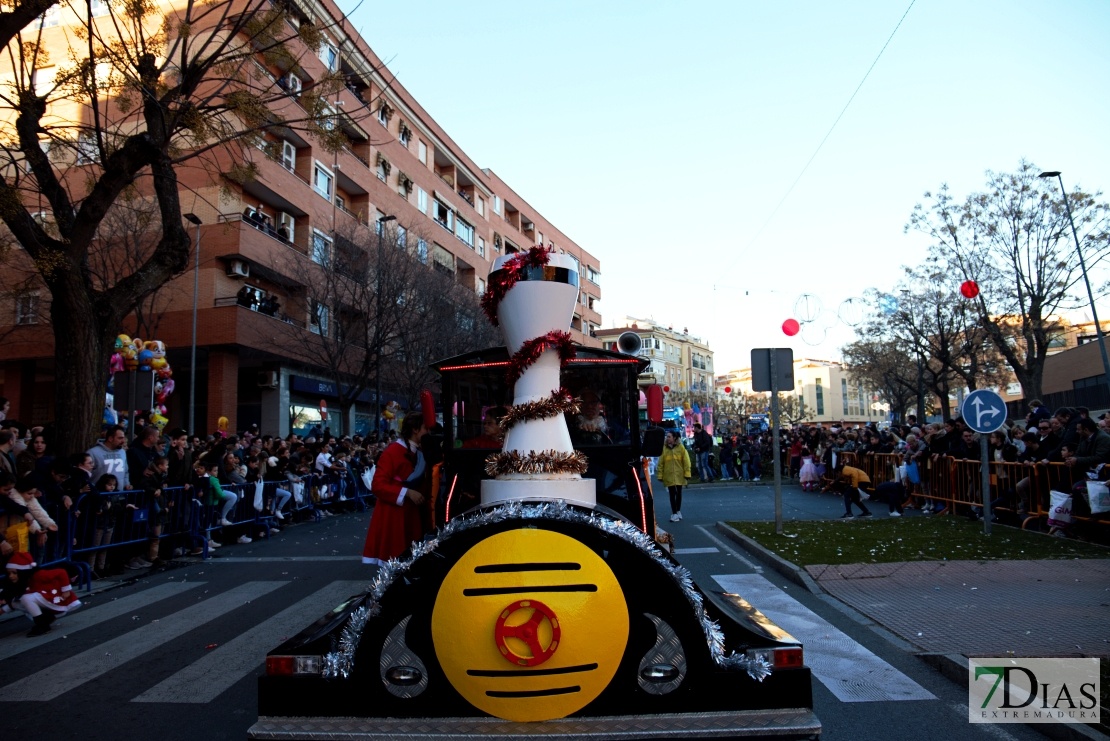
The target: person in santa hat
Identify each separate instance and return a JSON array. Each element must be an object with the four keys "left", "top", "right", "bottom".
[{"left": 1, "top": 551, "right": 82, "bottom": 637}]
